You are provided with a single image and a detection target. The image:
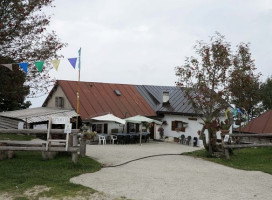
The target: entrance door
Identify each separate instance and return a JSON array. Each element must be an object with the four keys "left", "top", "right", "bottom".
[
  {"left": 103, "top": 124, "right": 108, "bottom": 134},
  {"left": 150, "top": 123, "right": 154, "bottom": 139}
]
